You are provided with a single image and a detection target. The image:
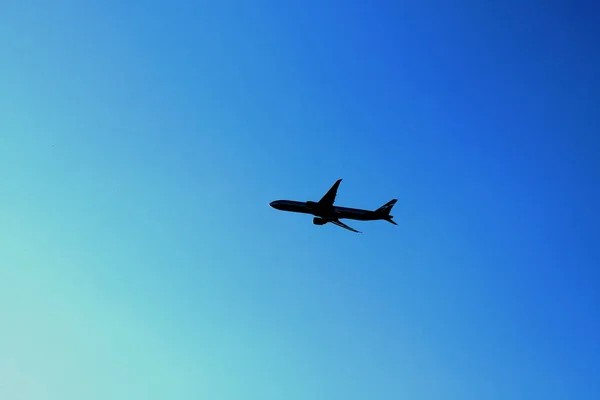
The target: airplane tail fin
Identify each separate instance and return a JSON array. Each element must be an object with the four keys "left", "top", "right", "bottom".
[
  {"left": 376, "top": 199, "right": 397, "bottom": 225},
  {"left": 376, "top": 199, "right": 397, "bottom": 215}
]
